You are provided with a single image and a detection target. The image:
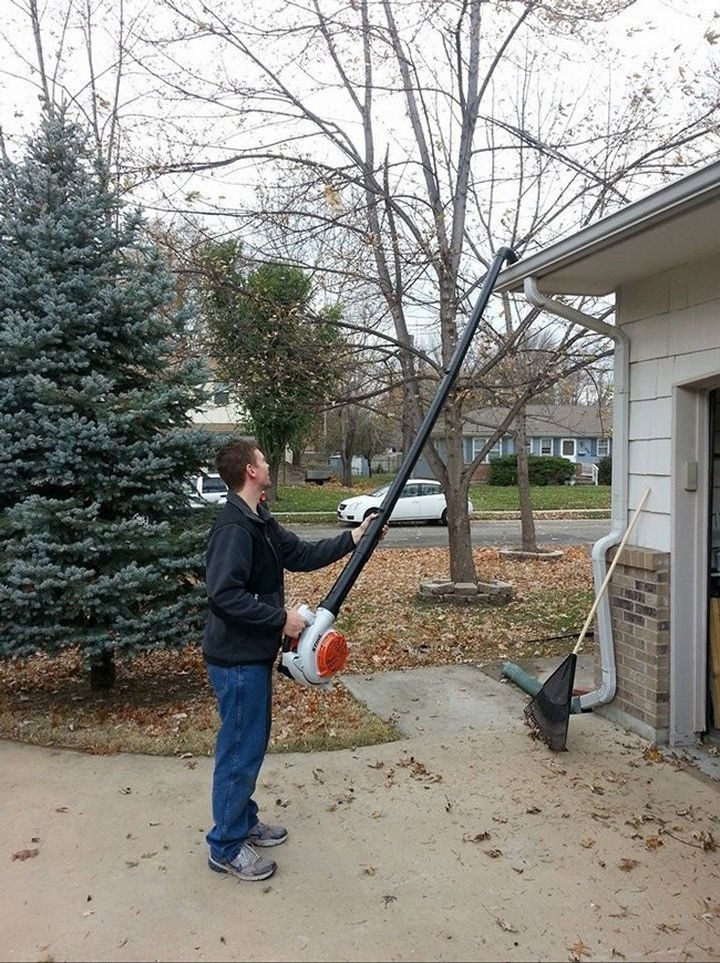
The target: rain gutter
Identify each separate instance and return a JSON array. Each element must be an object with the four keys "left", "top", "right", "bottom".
[{"left": 523, "top": 277, "right": 630, "bottom": 710}]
